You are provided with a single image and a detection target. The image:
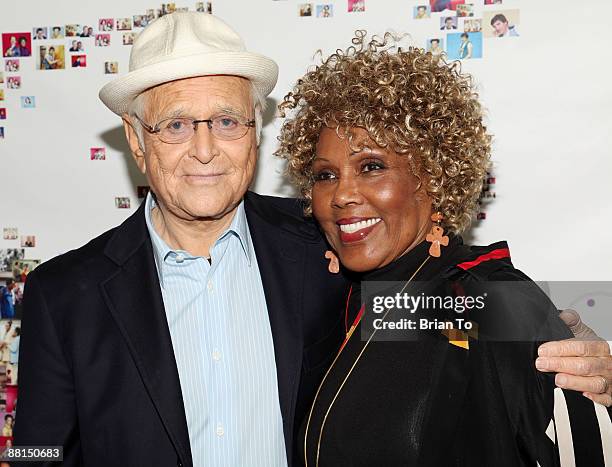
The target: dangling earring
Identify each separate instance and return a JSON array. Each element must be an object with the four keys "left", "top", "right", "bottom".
[
  {"left": 426, "top": 212, "right": 449, "bottom": 258},
  {"left": 324, "top": 250, "right": 340, "bottom": 274}
]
